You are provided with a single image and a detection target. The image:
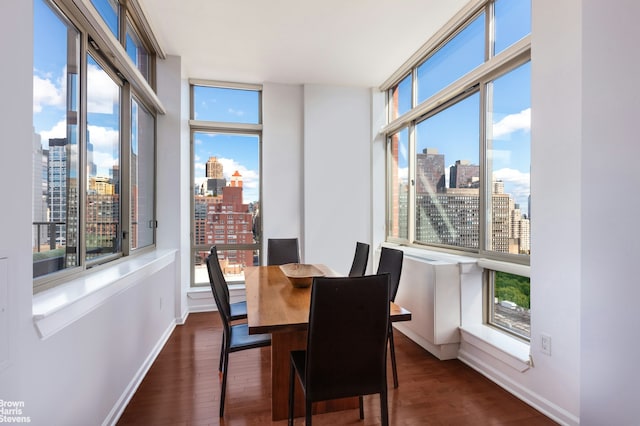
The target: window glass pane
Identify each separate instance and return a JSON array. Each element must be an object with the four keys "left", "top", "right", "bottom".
[
  {"left": 415, "top": 92, "right": 480, "bottom": 249},
  {"left": 86, "top": 55, "right": 121, "bottom": 261},
  {"left": 131, "top": 98, "right": 155, "bottom": 250},
  {"left": 193, "top": 132, "right": 260, "bottom": 283},
  {"left": 388, "top": 128, "right": 409, "bottom": 240},
  {"left": 494, "top": 0, "right": 531, "bottom": 55},
  {"left": 417, "top": 12, "right": 485, "bottom": 104},
  {"left": 193, "top": 86, "right": 260, "bottom": 124},
  {"left": 33, "top": 0, "right": 81, "bottom": 278},
  {"left": 90, "top": 0, "right": 119, "bottom": 38},
  {"left": 193, "top": 248, "right": 260, "bottom": 286},
  {"left": 490, "top": 270, "right": 530, "bottom": 339},
  {"left": 126, "top": 20, "right": 150, "bottom": 81},
  {"left": 486, "top": 62, "right": 530, "bottom": 255},
  {"left": 390, "top": 73, "right": 412, "bottom": 120}
]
